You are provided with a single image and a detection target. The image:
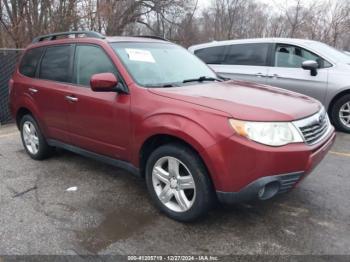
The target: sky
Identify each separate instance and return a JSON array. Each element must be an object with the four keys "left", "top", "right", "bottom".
[
  {"left": 196, "top": 0, "right": 274, "bottom": 9},
  {"left": 197, "top": 0, "right": 211, "bottom": 8},
  {"left": 196, "top": 0, "right": 318, "bottom": 9}
]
